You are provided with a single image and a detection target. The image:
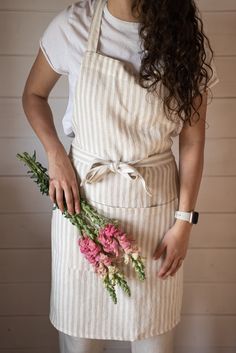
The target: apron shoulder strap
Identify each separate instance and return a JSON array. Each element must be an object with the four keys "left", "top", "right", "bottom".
[{"left": 87, "top": 0, "right": 106, "bottom": 53}]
